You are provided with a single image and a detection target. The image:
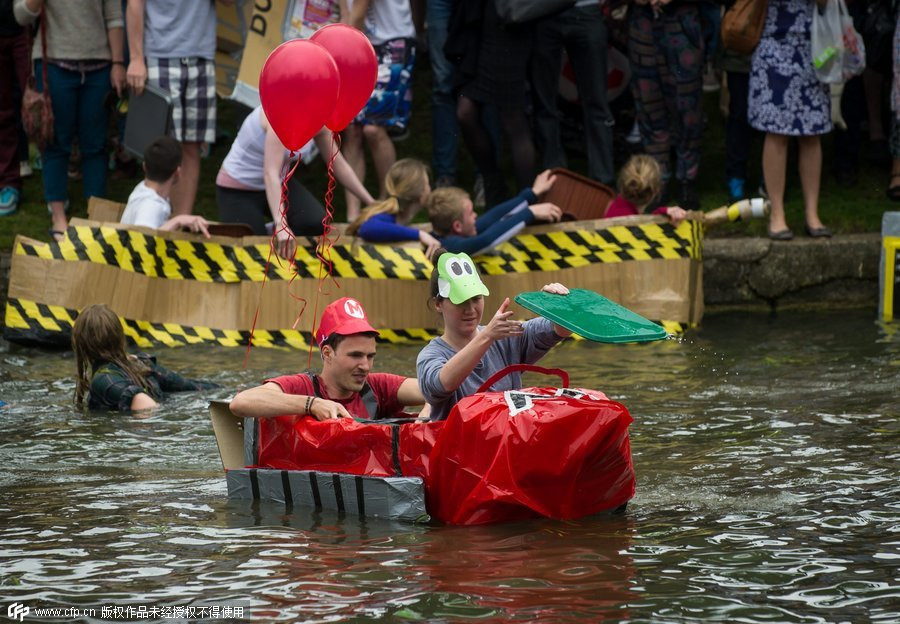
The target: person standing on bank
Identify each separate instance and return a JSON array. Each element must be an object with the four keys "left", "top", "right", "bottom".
[
  {"left": 531, "top": 1, "right": 615, "bottom": 186},
  {"left": 126, "top": 0, "right": 224, "bottom": 217},
  {"left": 13, "top": 0, "right": 126, "bottom": 239},
  {"left": 749, "top": 0, "right": 832, "bottom": 239}
]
